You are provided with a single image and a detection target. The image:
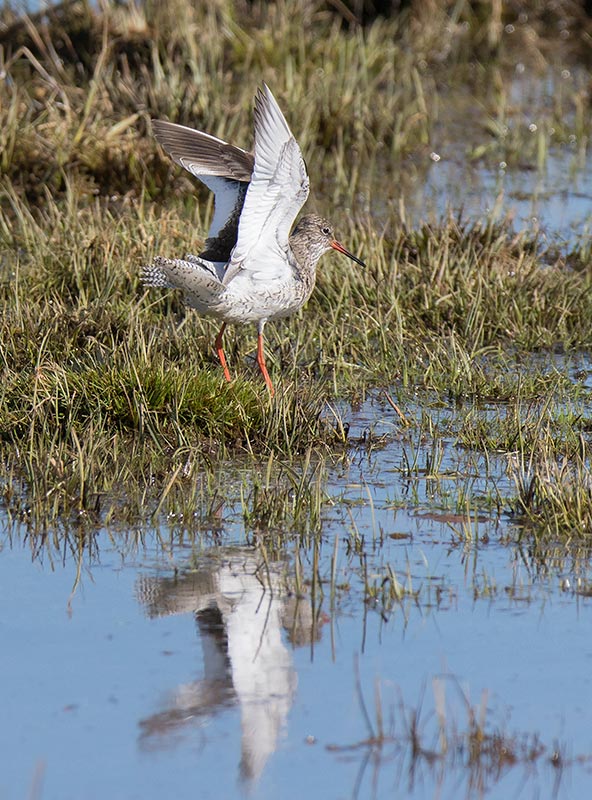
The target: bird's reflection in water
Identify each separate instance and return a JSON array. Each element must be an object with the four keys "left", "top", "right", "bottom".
[{"left": 135, "top": 547, "right": 323, "bottom": 784}]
